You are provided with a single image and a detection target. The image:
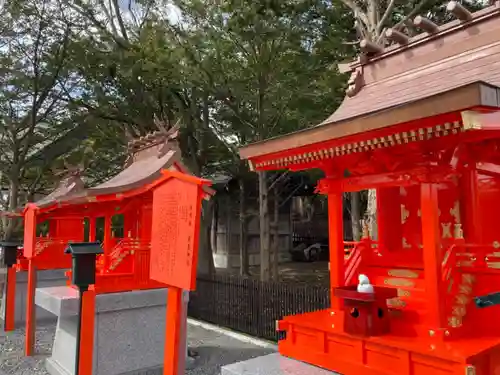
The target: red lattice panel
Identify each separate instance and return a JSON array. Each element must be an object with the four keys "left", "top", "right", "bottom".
[{"left": 150, "top": 177, "right": 202, "bottom": 290}]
